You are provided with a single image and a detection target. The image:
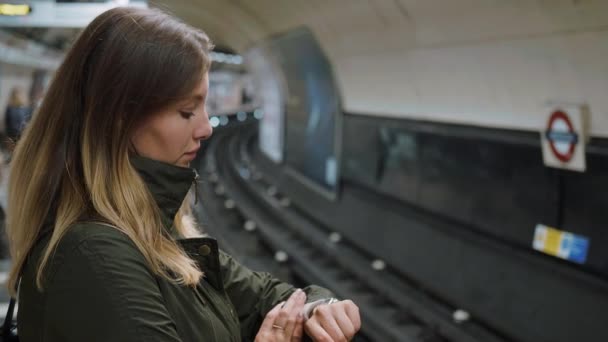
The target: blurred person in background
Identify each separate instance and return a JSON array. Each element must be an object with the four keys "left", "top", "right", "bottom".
[
  {"left": 6, "top": 7, "right": 360, "bottom": 342},
  {"left": 4, "top": 86, "right": 31, "bottom": 144}
]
